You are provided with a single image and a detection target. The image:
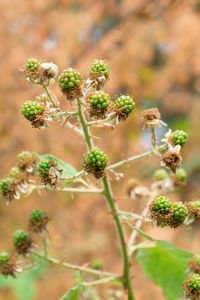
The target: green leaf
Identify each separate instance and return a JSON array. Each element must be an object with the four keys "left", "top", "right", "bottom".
[
  {"left": 39, "top": 154, "right": 77, "bottom": 177},
  {"left": 0, "top": 262, "right": 47, "bottom": 300},
  {"left": 136, "top": 241, "right": 193, "bottom": 300},
  {"left": 59, "top": 283, "right": 83, "bottom": 300}
]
